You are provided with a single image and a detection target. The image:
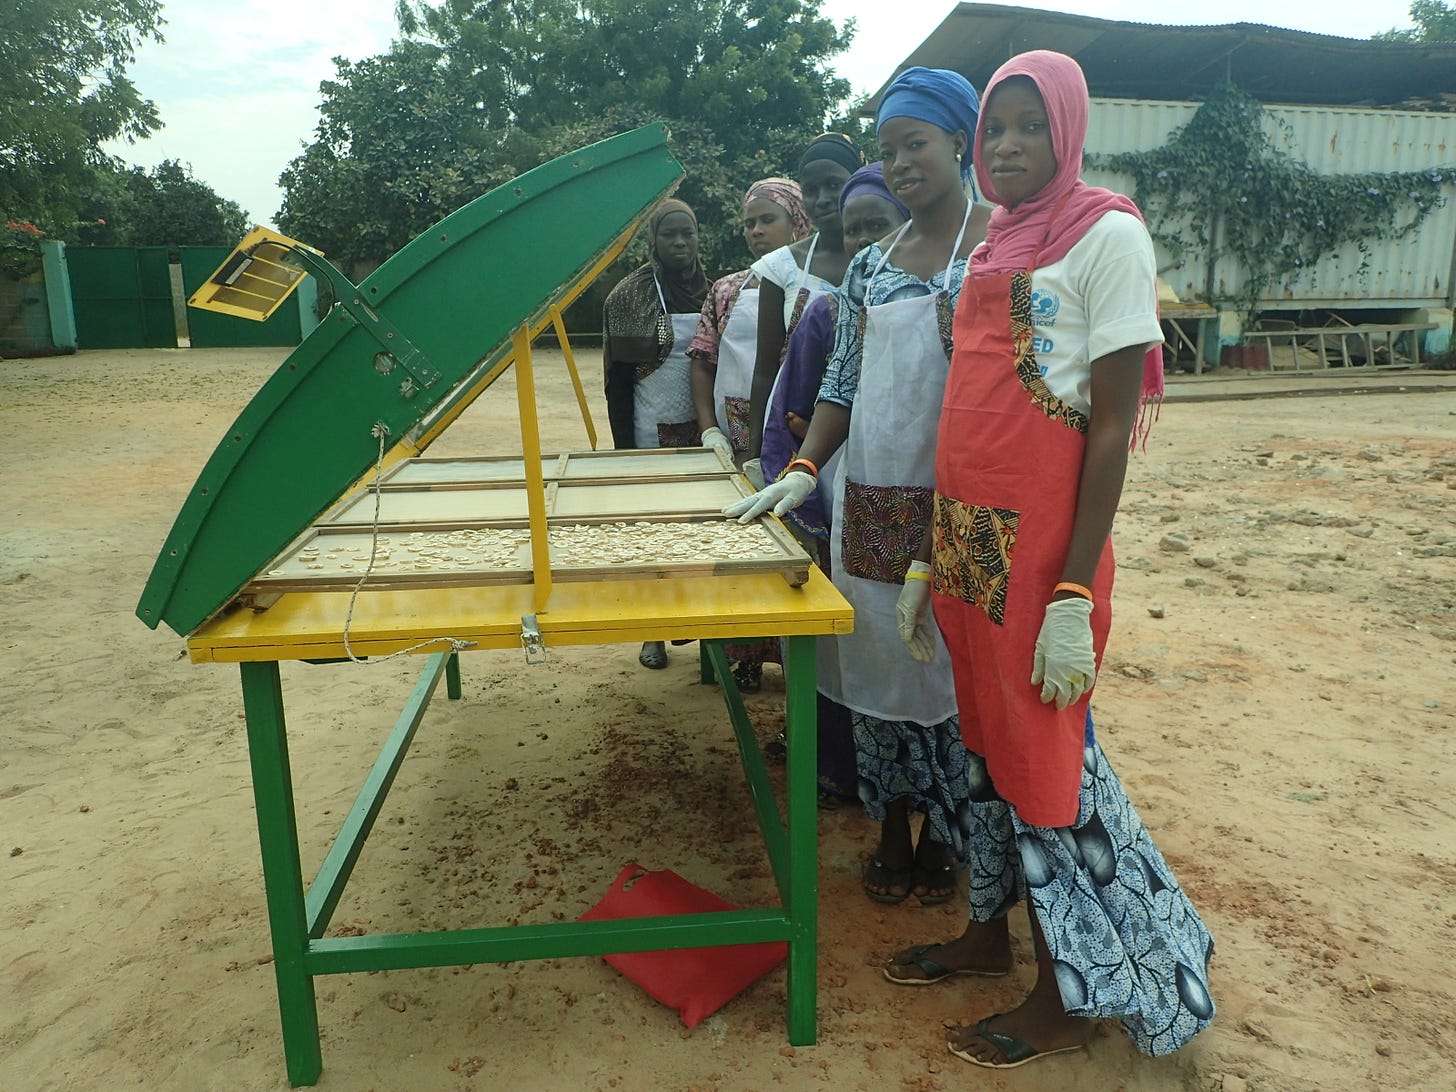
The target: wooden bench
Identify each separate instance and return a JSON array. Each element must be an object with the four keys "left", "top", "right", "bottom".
[
  {"left": 1242, "top": 322, "right": 1437, "bottom": 373},
  {"left": 1160, "top": 302, "right": 1219, "bottom": 375}
]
